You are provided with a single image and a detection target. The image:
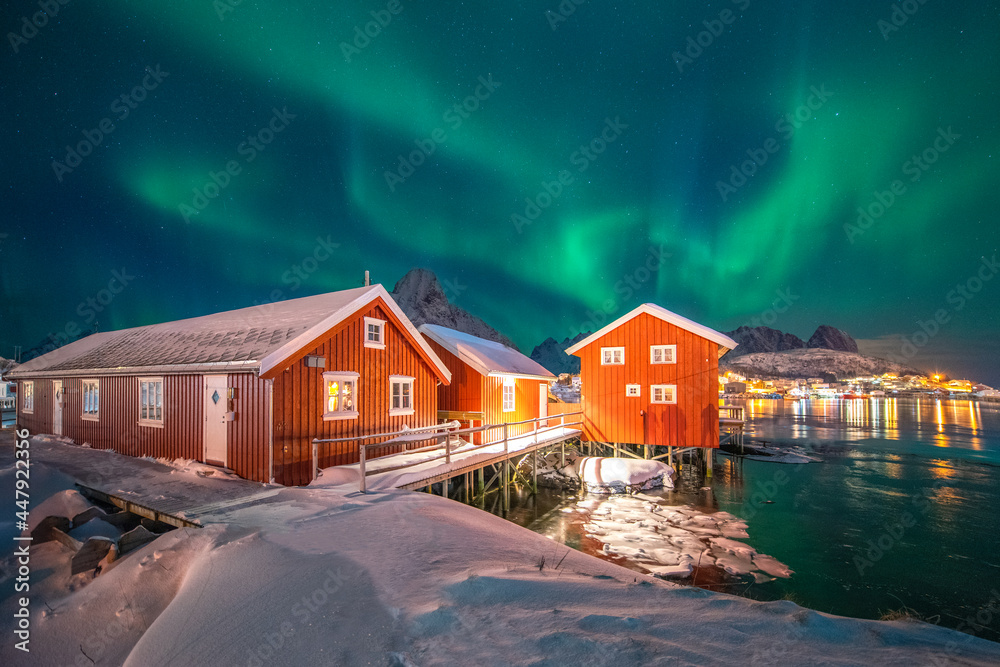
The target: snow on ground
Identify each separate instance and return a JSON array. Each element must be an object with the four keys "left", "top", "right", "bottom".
[
  {"left": 572, "top": 457, "right": 674, "bottom": 493},
  {"left": 2, "top": 432, "right": 1000, "bottom": 666}
]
